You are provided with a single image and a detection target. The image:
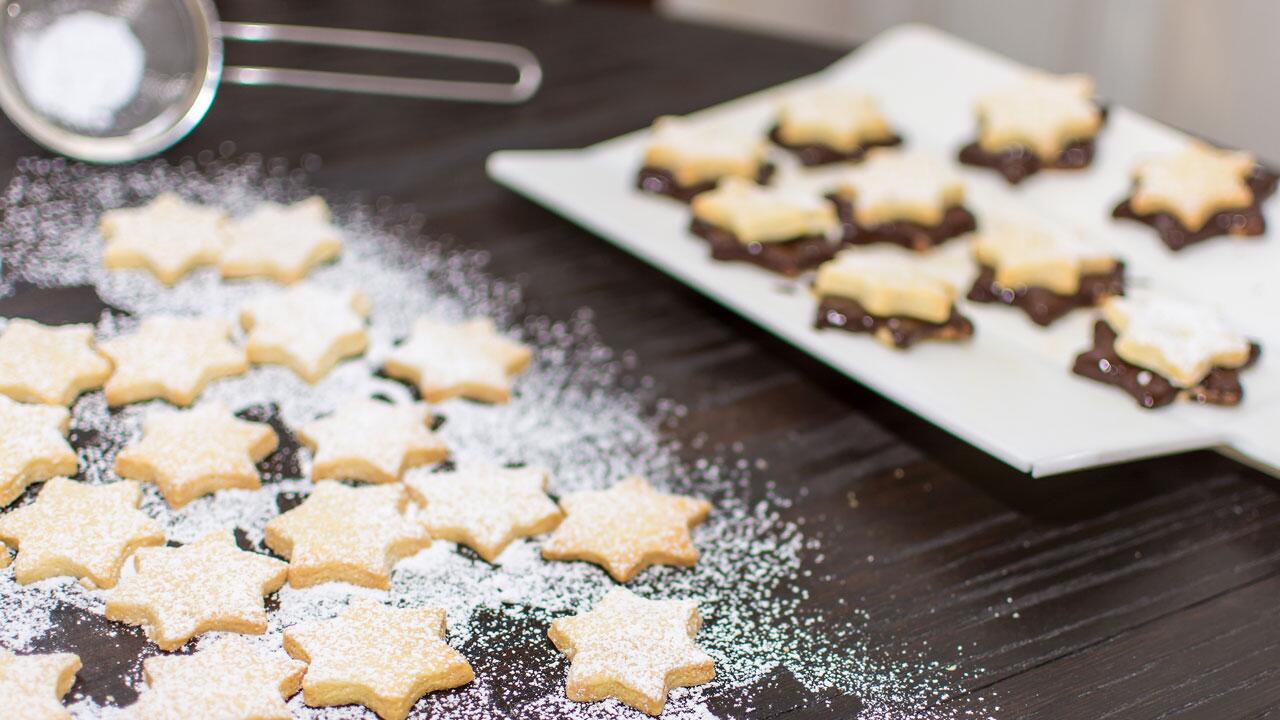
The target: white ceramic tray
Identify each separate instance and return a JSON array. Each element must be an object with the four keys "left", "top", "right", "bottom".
[{"left": 487, "top": 24, "right": 1279, "bottom": 478}]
